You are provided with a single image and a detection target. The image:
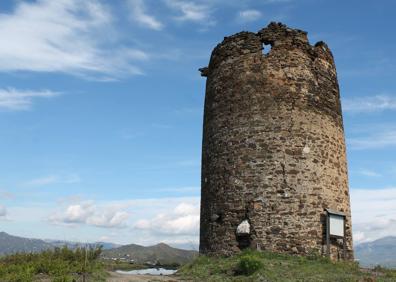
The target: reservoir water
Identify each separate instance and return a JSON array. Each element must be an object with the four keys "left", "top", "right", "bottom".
[{"left": 116, "top": 268, "right": 177, "bottom": 276}]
